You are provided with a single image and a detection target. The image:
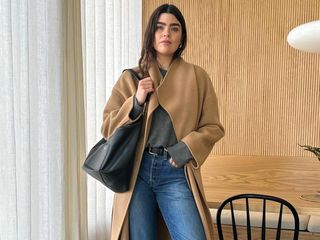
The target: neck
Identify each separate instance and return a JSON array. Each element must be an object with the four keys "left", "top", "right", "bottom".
[{"left": 156, "top": 55, "right": 173, "bottom": 70}]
